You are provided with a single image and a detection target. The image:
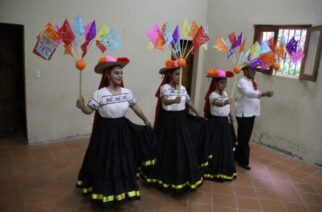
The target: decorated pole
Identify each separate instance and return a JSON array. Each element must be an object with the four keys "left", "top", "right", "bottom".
[
  {"left": 33, "top": 16, "right": 122, "bottom": 100},
  {"left": 146, "top": 19, "right": 209, "bottom": 93}
]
